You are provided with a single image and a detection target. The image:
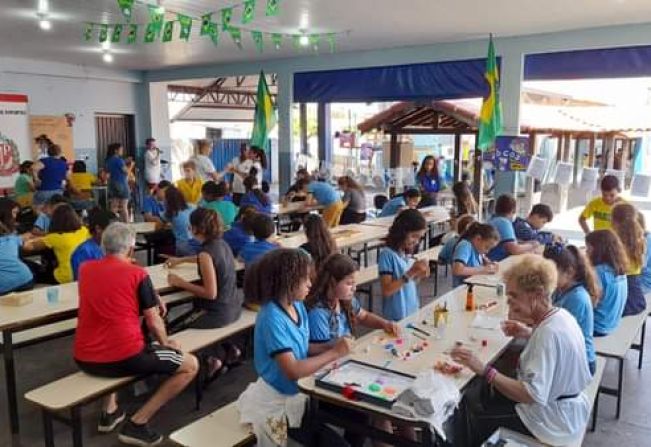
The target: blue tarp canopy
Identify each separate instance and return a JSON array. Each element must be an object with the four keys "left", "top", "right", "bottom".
[{"left": 293, "top": 58, "right": 490, "bottom": 103}]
